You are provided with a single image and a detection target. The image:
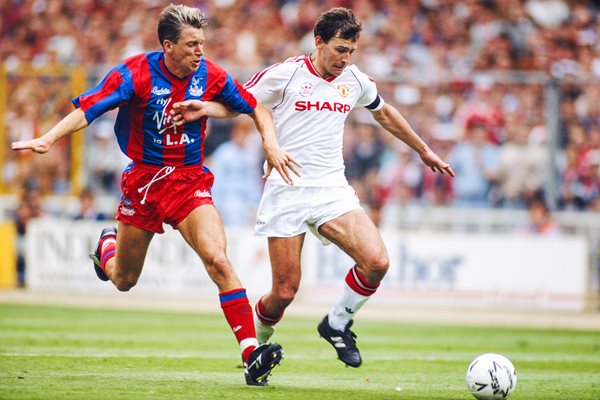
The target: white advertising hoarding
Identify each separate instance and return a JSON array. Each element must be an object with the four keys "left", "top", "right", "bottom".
[
  {"left": 24, "top": 219, "right": 273, "bottom": 298},
  {"left": 25, "top": 219, "right": 588, "bottom": 311},
  {"left": 305, "top": 231, "right": 588, "bottom": 311}
]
